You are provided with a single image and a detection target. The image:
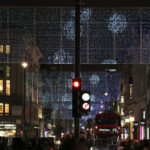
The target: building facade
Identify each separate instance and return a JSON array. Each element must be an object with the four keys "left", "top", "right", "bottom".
[
  {"left": 122, "top": 64, "right": 149, "bottom": 140},
  {"left": 0, "top": 35, "right": 43, "bottom": 138}
]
